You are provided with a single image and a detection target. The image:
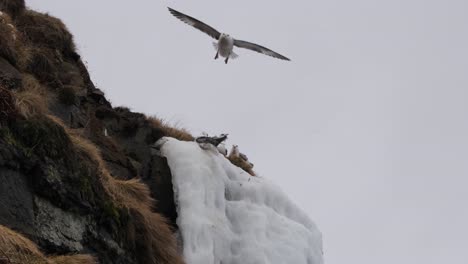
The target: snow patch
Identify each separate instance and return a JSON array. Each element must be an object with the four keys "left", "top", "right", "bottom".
[{"left": 159, "top": 138, "right": 323, "bottom": 264}]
